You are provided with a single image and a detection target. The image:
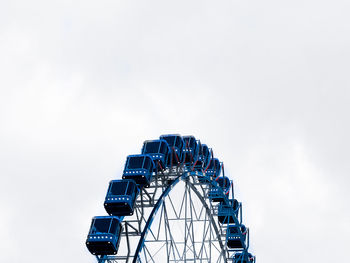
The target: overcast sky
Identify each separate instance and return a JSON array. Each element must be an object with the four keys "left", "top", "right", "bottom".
[{"left": 1, "top": 0, "right": 350, "bottom": 262}]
